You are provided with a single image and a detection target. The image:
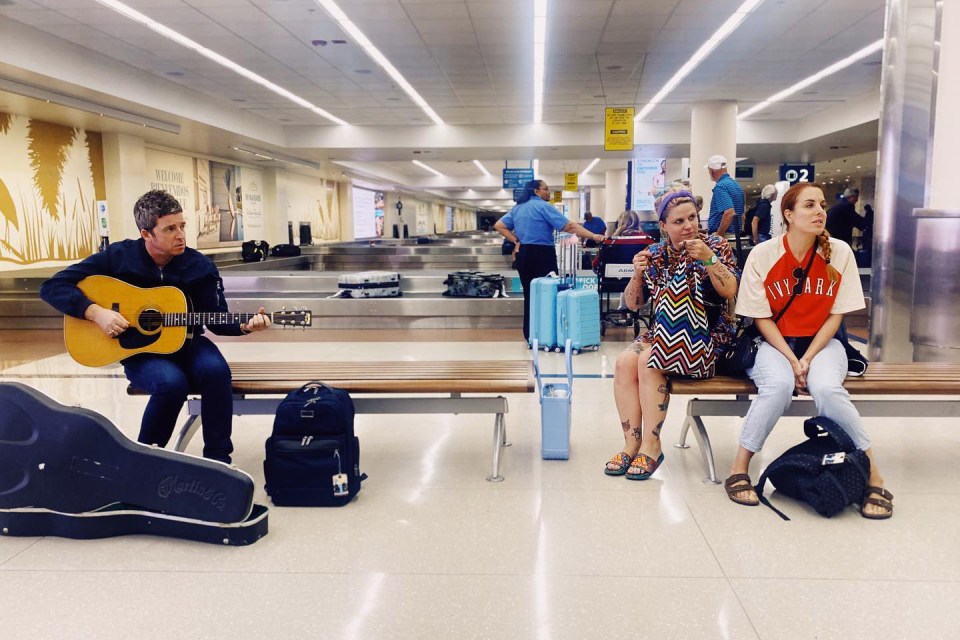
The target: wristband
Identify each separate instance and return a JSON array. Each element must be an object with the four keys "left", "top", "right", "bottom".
[{"left": 700, "top": 254, "right": 718, "bottom": 267}]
